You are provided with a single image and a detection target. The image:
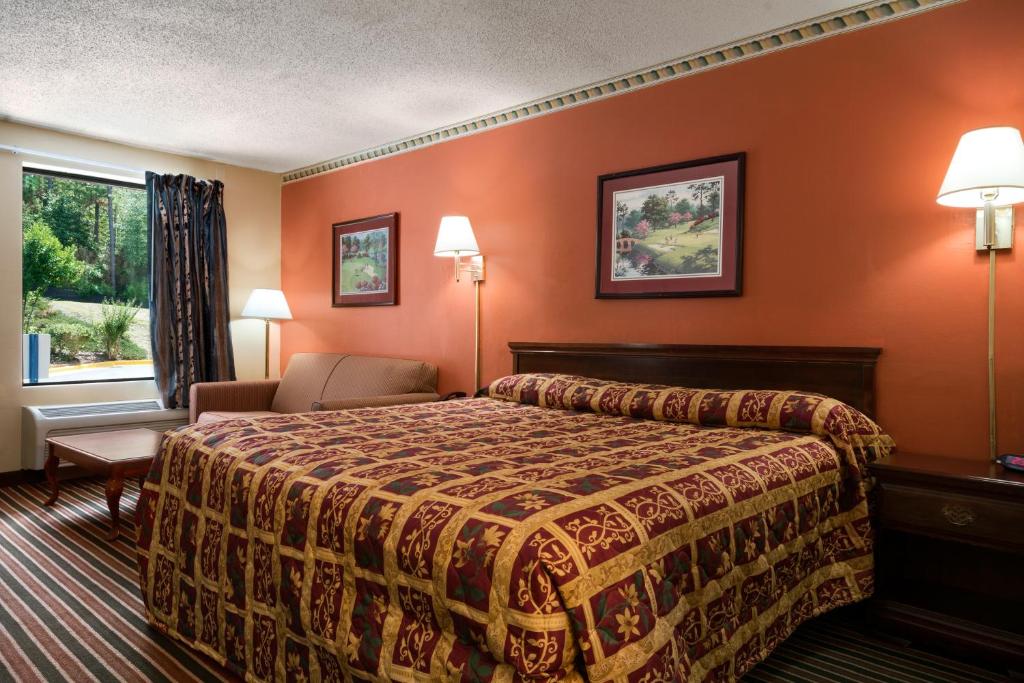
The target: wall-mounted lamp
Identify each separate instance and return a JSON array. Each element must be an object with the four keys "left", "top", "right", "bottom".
[
  {"left": 434, "top": 216, "right": 485, "bottom": 391},
  {"left": 434, "top": 215, "right": 485, "bottom": 282},
  {"left": 937, "top": 126, "right": 1024, "bottom": 460},
  {"left": 242, "top": 288, "right": 292, "bottom": 380}
]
